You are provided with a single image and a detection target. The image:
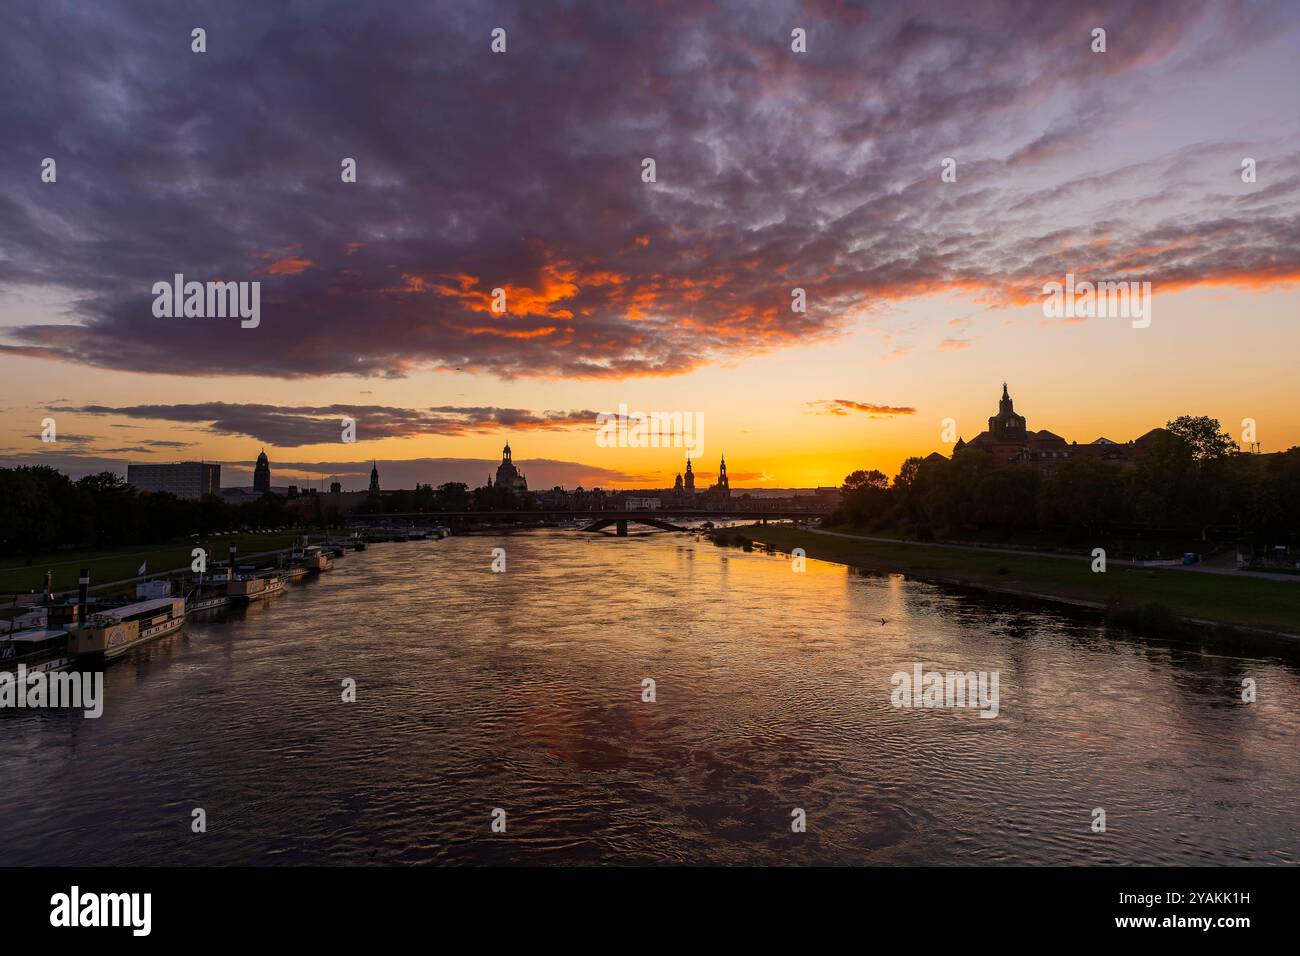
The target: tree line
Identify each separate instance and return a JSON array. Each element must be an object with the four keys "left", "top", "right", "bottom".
[
  {"left": 831, "top": 416, "right": 1300, "bottom": 551},
  {"left": 347, "top": 481, "right": 533, "bottom": 516},
  {"left": 0, "top": 468, "right": 301, "bottom": 556},
  {"left": 0, "top": 469, "right": 538, "bottom": 557}
]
